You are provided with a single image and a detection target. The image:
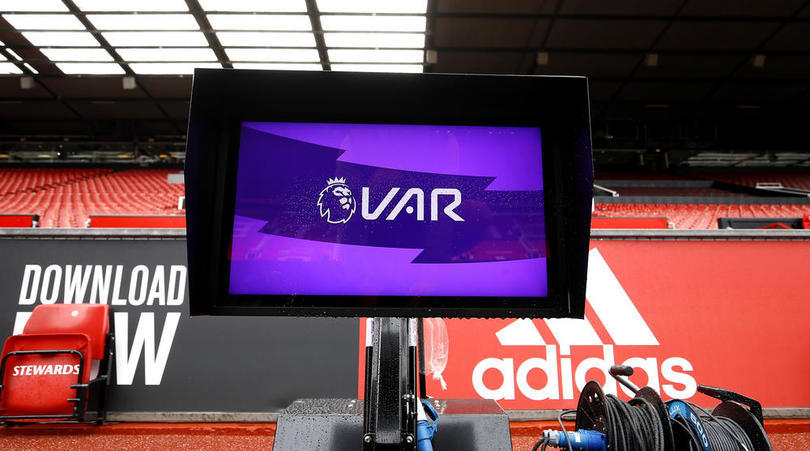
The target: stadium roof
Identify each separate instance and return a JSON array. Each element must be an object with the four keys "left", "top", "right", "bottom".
[{"left": 0, "top": 0, "right": 809, "bottom": 164}]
